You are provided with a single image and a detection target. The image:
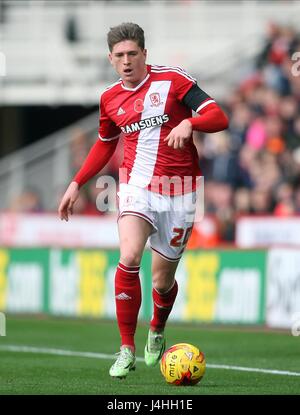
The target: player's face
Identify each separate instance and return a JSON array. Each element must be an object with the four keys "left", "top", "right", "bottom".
[{"left": 109, "top": 40, "right": 147, "bottom": 88}]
